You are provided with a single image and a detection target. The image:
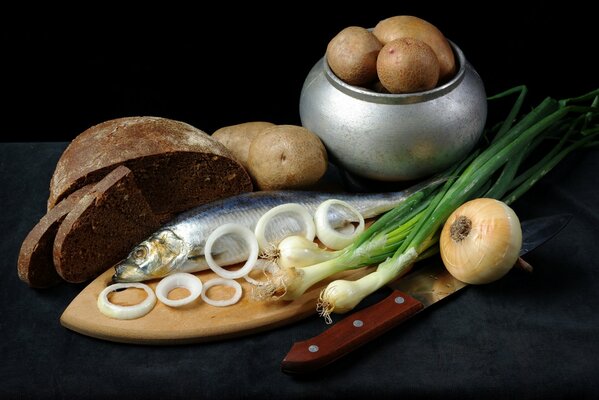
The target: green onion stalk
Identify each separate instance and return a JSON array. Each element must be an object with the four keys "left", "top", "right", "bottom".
[
  {"left": 256, "top": 182, "right": 437, "bottom": 300},
  {"left": 260, "top": 86, "right": 599, "bottom": 322}
]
